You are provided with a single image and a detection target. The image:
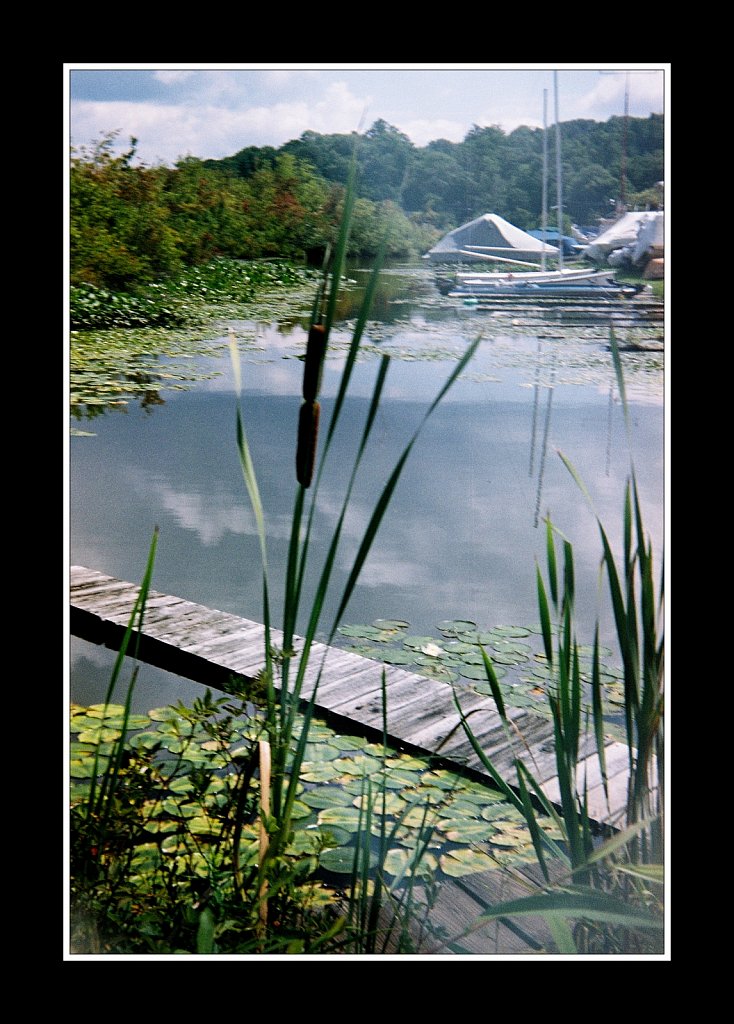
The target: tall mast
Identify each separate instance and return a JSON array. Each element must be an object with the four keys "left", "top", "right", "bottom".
[
  {"left": 554, "top": 70, "right": 564, "bottom": 272},
  {"left": 541, "top": 88, "right": 548, "bottom": 272},
  {"left": 620, "top": 71, "right": 630, "bottom": 212}
]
